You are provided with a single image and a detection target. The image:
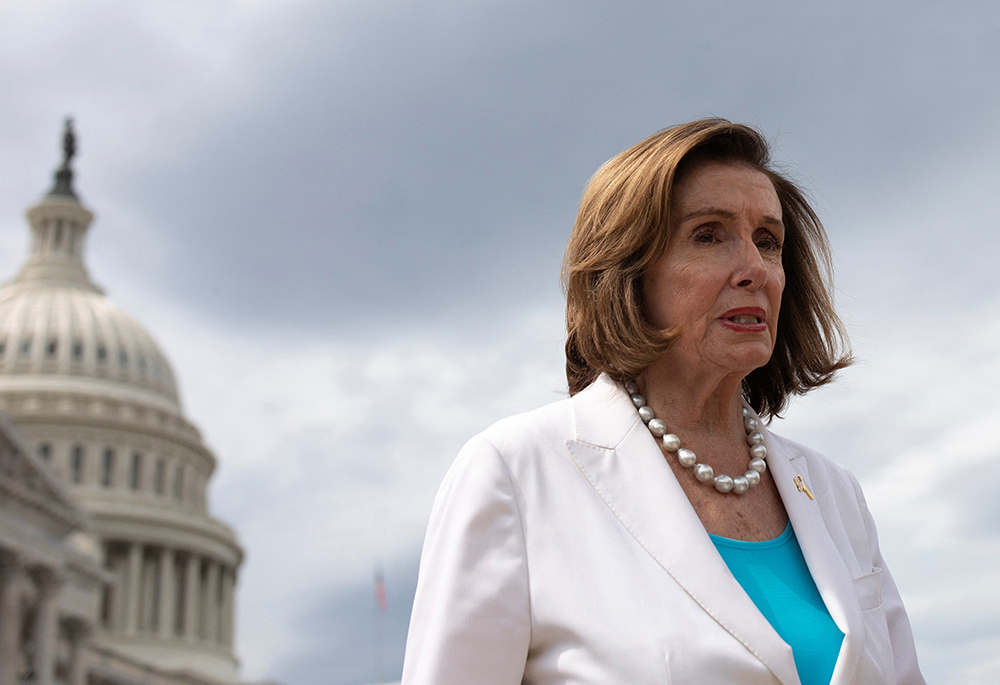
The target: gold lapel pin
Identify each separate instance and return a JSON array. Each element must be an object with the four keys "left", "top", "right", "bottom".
[{"left": 794, "top": 474, "right": 815, "bottom": 500}]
